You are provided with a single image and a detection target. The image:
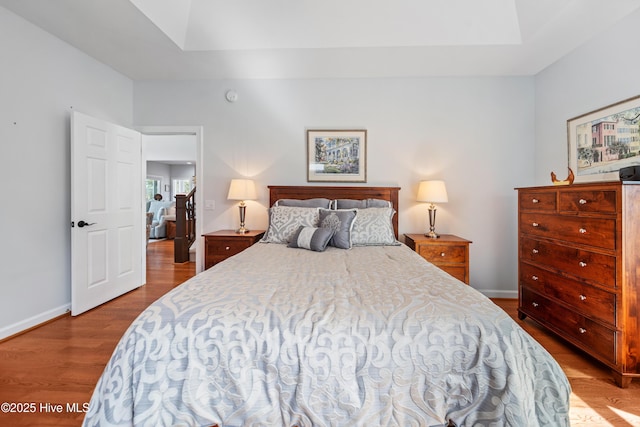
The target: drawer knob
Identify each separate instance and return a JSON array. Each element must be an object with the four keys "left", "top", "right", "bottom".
[
  {"left": 579, "top": 261, "right": 587, "bottom": 267},
  {"left": 225, "top": 246, "right": 230, "bottom": 251},
  {"left": 579, "top": 228, "right": 587, "bottom": 234},
  {"left": 532, "top": 275, "right": 539, "bottom": 281},
  {"left": 532, "top": 222, "right": 539, "bottom": 227},
  {"left": 579, "top": 294, "right": 587, "bottom": 301},
  {"left": 440, "top": 252, "right": 446, "bottom": 257},
  {"left": 532, "top": 248, "right": 539, "bottom": 254},
  {"left": 532, "top": 198, "right": 539, "bottom": 204},
  {"left": 579, "top": 198, "right": 588, "bottom": 205},
  {"left": 532, "top": 302, "right": 539, "bottom": 308},
  {"left": 579, "top": 327, "right": 587, "bottom": 334}
]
